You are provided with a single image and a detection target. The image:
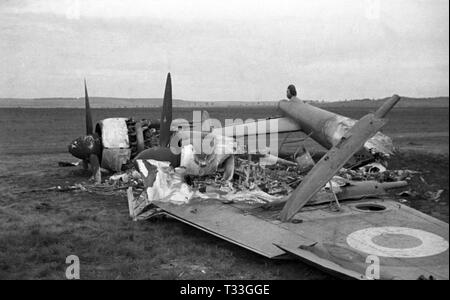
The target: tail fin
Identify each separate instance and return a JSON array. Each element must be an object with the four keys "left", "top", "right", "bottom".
[
  {"left": 159, "top": 73, "right": 172, "bottom": 147},
  {"left": 84, "top": 79, "right": 94, "bottom": 135}
]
